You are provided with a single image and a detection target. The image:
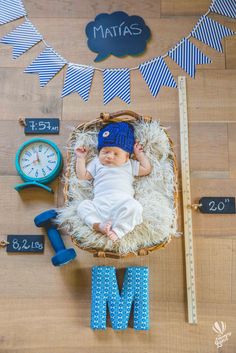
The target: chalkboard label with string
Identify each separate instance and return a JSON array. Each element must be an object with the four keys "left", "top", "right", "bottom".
[
  {"left": 24, "top": 118, "right": 60, "bottom": 134},
  {"left": 6, "top": 235, "right": 44, "bottom": 253},
  {"left": 199, "top": 197, "right": 235, "bottom": 214}
]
